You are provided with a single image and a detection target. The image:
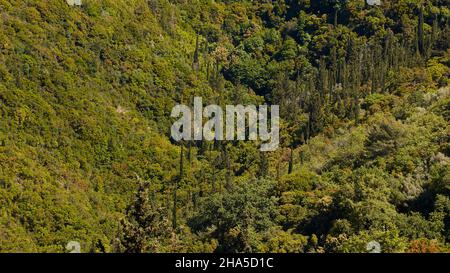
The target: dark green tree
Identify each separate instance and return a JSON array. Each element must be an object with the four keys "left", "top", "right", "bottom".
[{"left": 119, "top": 178, "right": 170, "bottom": 253}]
